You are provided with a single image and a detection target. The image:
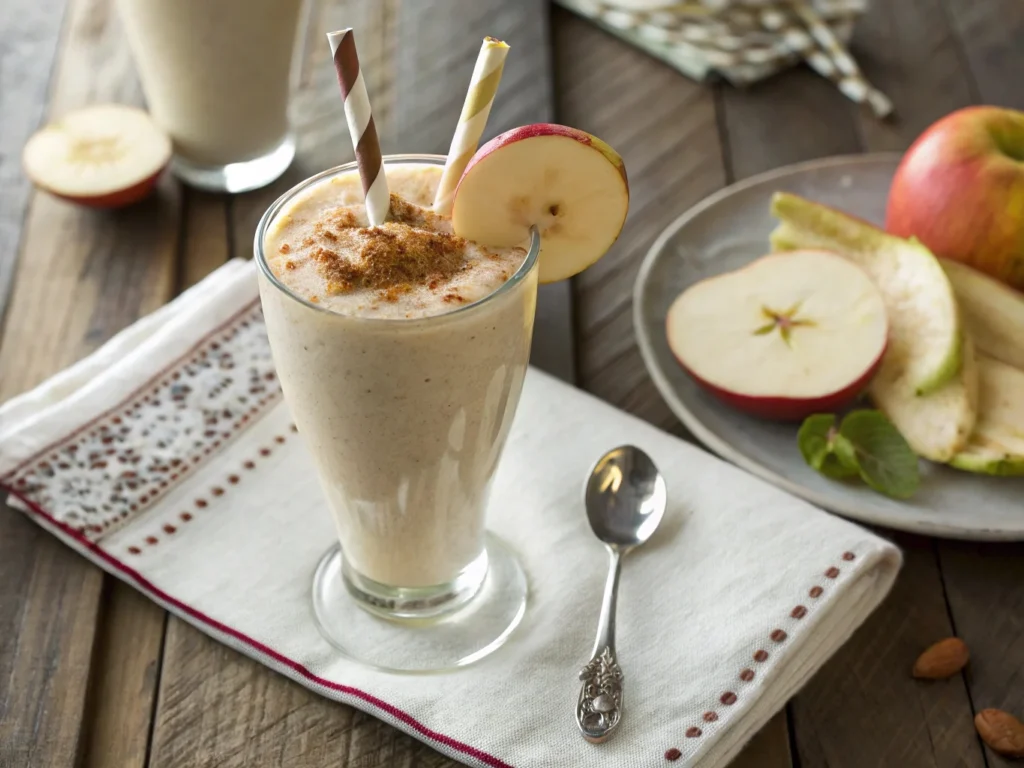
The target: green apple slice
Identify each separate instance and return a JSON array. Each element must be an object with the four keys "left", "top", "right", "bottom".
[
  {"left": 940, "top": 258, "right": 1024, "bottom": 371},
  {"left": 868, "top": 334, "right": 978, "bottom": 463},
  {"left": 949, "top": 354, "right": 1024, "bottom": 476},
  {"left": 770, "top": 192, "right": 962, "bottom": 395}
]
